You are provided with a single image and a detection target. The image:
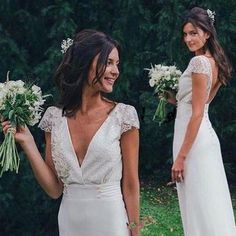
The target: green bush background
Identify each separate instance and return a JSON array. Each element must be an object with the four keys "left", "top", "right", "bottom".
[{"left": 0, "top": 0, "right": 235, "bottom": 235}]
